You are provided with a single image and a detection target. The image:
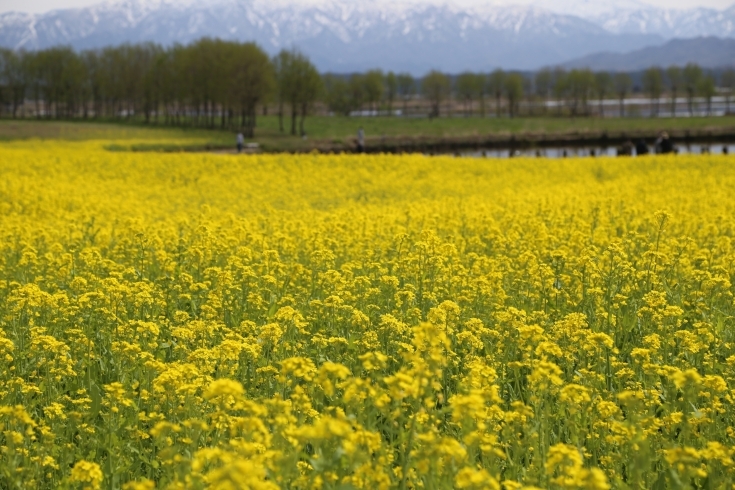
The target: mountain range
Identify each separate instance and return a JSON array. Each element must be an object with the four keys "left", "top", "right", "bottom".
[
  {"left": 0, "top": 0, "right": 734, "bottom": 72},
  {"left": 562, "top": 37, "right": 735, "bottom": 71}
]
